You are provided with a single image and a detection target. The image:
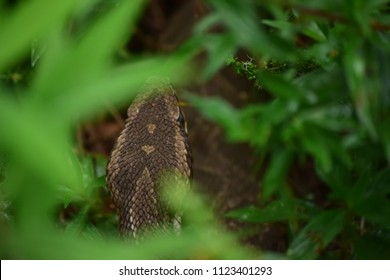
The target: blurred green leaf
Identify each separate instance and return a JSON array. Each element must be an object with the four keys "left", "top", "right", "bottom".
[
  {"left": 299, "top": 125, "right": 336, "bottom": 172},
  {"left": 301, "top": 22, "right": 327, "bottom": 42},
  {"left": 201, "top": 33, "right": 237, "bottom": 80},
  {"left": 349, "top": 168, "right": 390, "bottom": 227},
  {"left": 32, "top": 0, "right": 146, "bottom": 101},
  {"left": 343, "top": 35, "right": 379, "bottom": 140},
  {"left": 317, "top": 162, "right": 352, "bottom": 201},
  {"left": 65, "top": 207, "right": 89, "bottom": 234},
  {"left": 1, "top": 0, "right": 390, "bottom": 261},
  {"left": 262, "top": 19, "right": 293, "bottom": 32},
  {"left": 259, "top": 70, "right": 304, "bottom": 100},
  {"left": 36, "top": 55, "right": 191, "bottom": 123},
  {"left": 94, "top": 155, "right": 107, "bottom": 178},
  {"left": 381, "top": 122, "right": 390, "bottom": 163},
  {"left": 209, "top": 0, "right": 297, "bottom": 60},
  {"left": 0, "top": 96, "right": 81, "bottom": 188},
  {"left": 57, "top": 155, "right": 106, "bottom": 207},
  {"left": 288, "top": 210, "right": 345, "bottom": 259},
  {"left": 226, "top": 200, "right": 295, "bottom": 223},
  {"left": 263, "top": 149, "right": 293, "bottom": 200},
  {"left": 0, "top": 0, "right": 77, "bottom": 71},
  {"left": 289, "top": 0, "right": 349, "bottom": 13},
  {"left": 186, "top": 94, "right": 248, "bottom": 141},
  {"left": 355, "top": 233, "right": 390, "bottom": 260}
]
